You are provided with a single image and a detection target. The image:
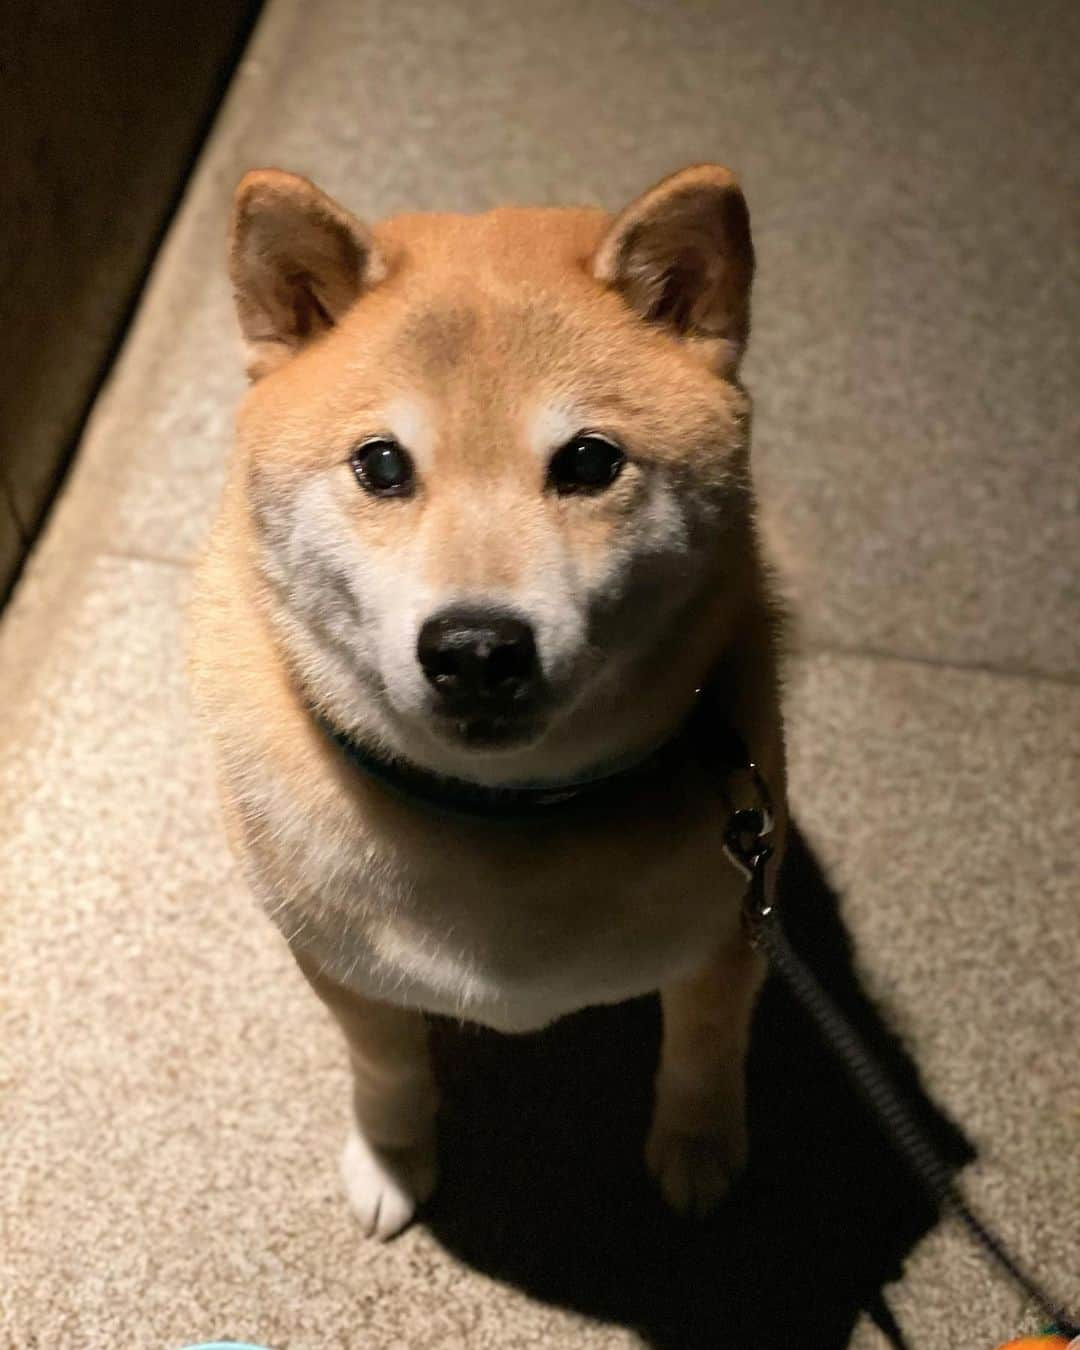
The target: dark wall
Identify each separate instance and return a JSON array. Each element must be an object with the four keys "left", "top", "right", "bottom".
[{"left": 0, "top": 0, "right": 262, "bottom": 603}]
